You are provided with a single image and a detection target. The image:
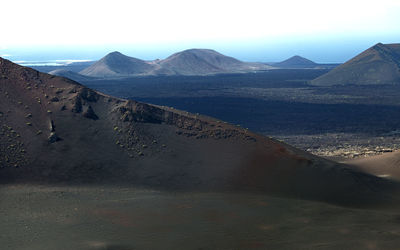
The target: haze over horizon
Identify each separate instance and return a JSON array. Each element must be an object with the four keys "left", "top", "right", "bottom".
[{"left": 1, "top": 0, "right": 399, "bottom": 63}]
